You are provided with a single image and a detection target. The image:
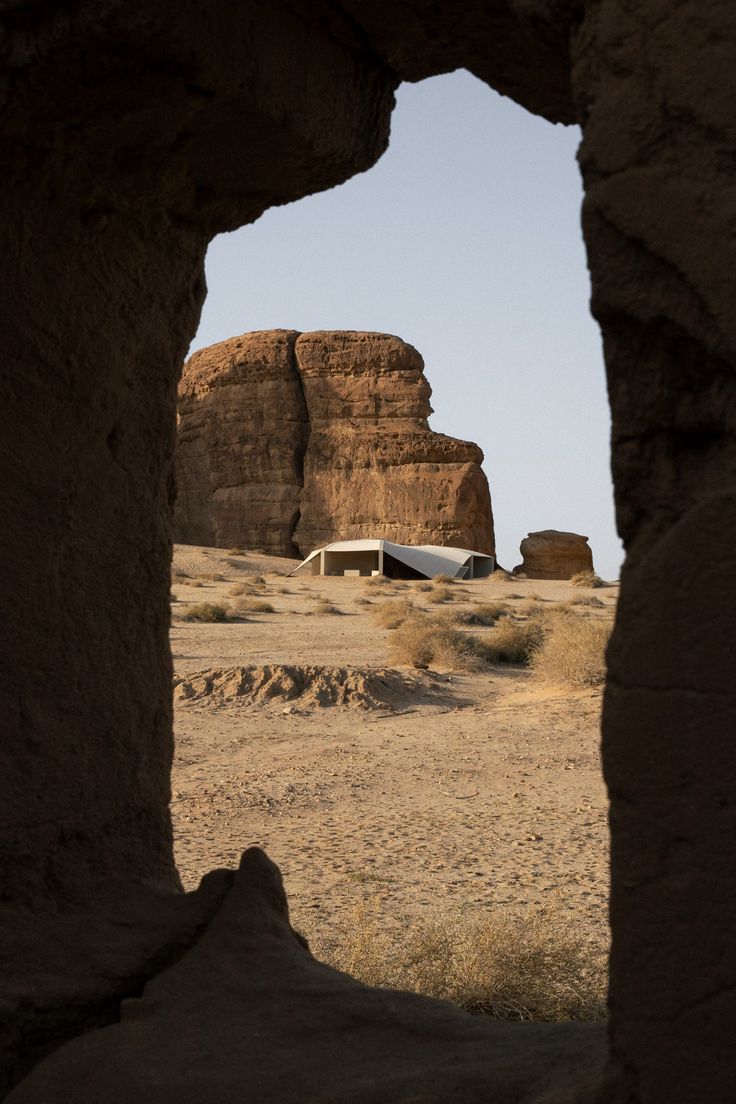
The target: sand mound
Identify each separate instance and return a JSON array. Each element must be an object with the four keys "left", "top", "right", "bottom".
[
  {"left": 172, "top": 543, "right": 300, "bottom": 579},
  {"left": 173, "top": 664, "right": 451, "bottom": 711}
]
